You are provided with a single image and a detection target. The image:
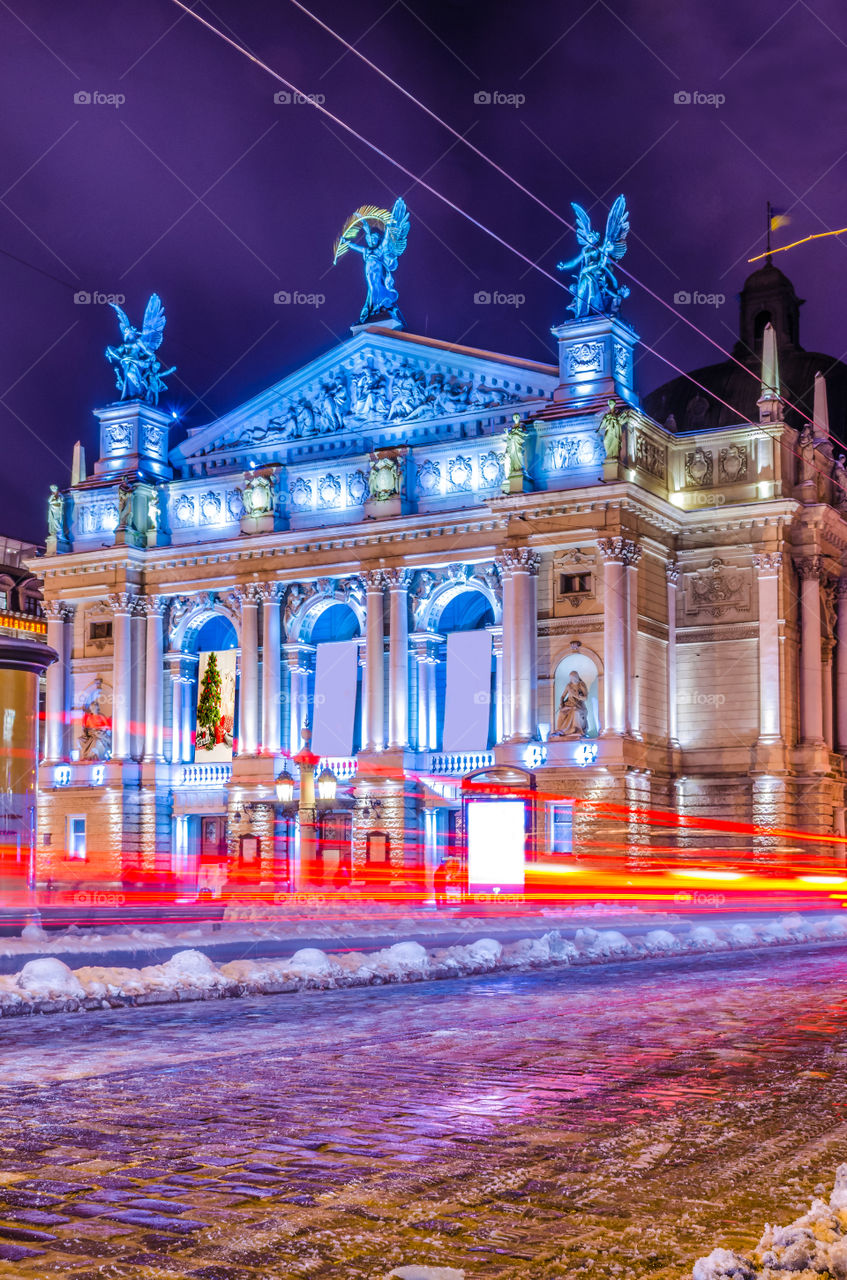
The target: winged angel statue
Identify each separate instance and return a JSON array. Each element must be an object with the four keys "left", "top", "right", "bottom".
[
  {"left": 333, "top": 199, "right": 410, "bottom": 328},
  {"left": 556, "top": 195, "right": 630, "bottom": 320},
  {"left": 105, "top": 294, "right": 176, "bottom": 405}
]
